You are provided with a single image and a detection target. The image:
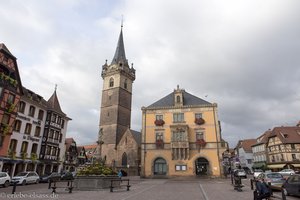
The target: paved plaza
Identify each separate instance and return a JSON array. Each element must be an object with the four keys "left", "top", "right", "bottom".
[{"left": 0, "top": 176, "right": 296, "bottom": 200}]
